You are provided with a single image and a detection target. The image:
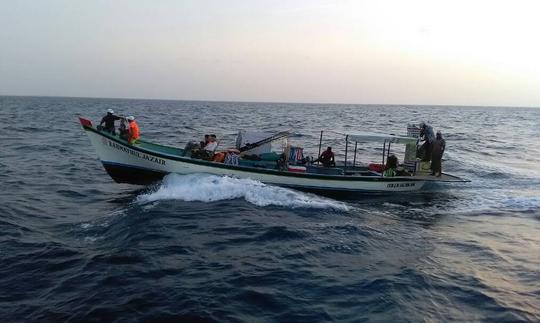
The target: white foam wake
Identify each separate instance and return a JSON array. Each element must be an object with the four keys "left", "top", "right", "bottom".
[{"left": 136, "top": 173, "right": 349, "bottom": 210}]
